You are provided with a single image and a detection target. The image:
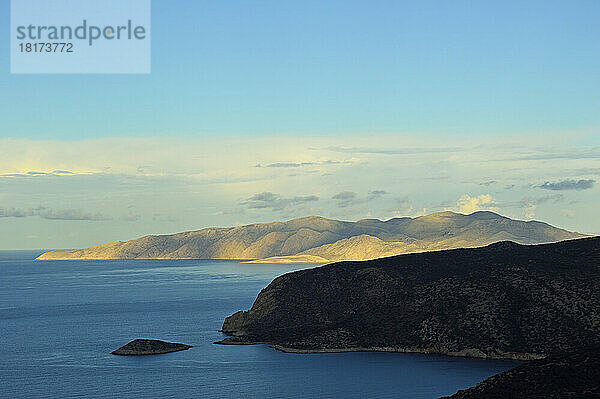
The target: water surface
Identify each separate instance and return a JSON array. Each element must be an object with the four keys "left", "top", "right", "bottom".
[{"left": 0, "top": 251, "right": 519, "bottom": 398}]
